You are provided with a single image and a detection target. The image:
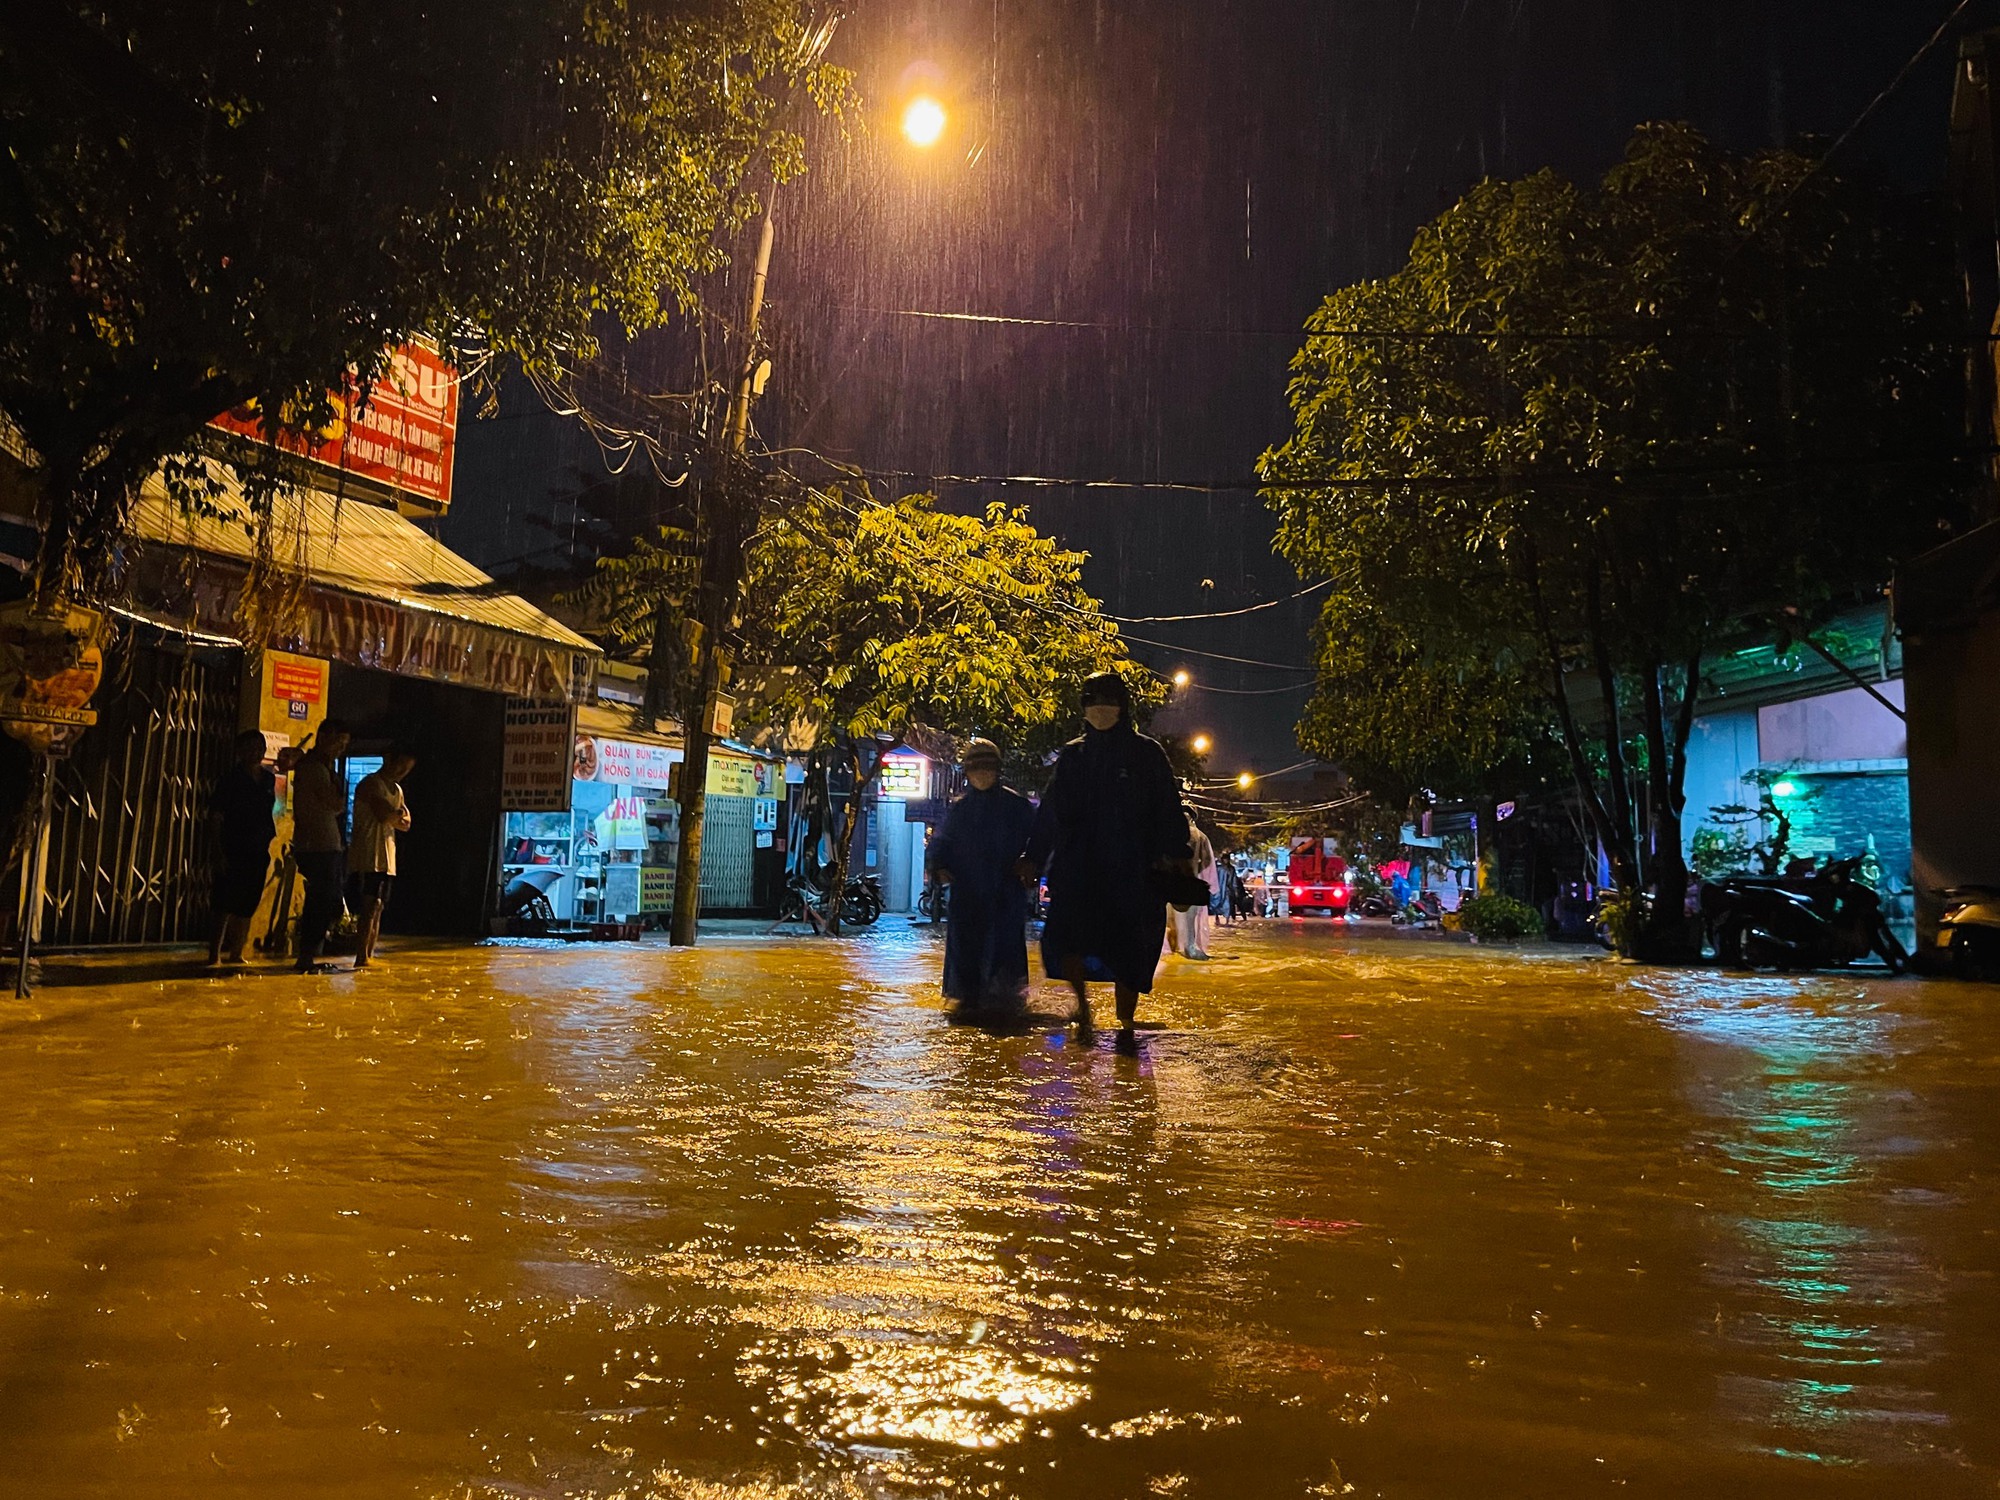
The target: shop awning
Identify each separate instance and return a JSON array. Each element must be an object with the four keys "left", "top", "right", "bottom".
[
  {"left": 128, "top": 466, "right": 600, "bottom": 703},
  {"left": 576, "top": 703, "right": 681, "bottom": 748}
]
